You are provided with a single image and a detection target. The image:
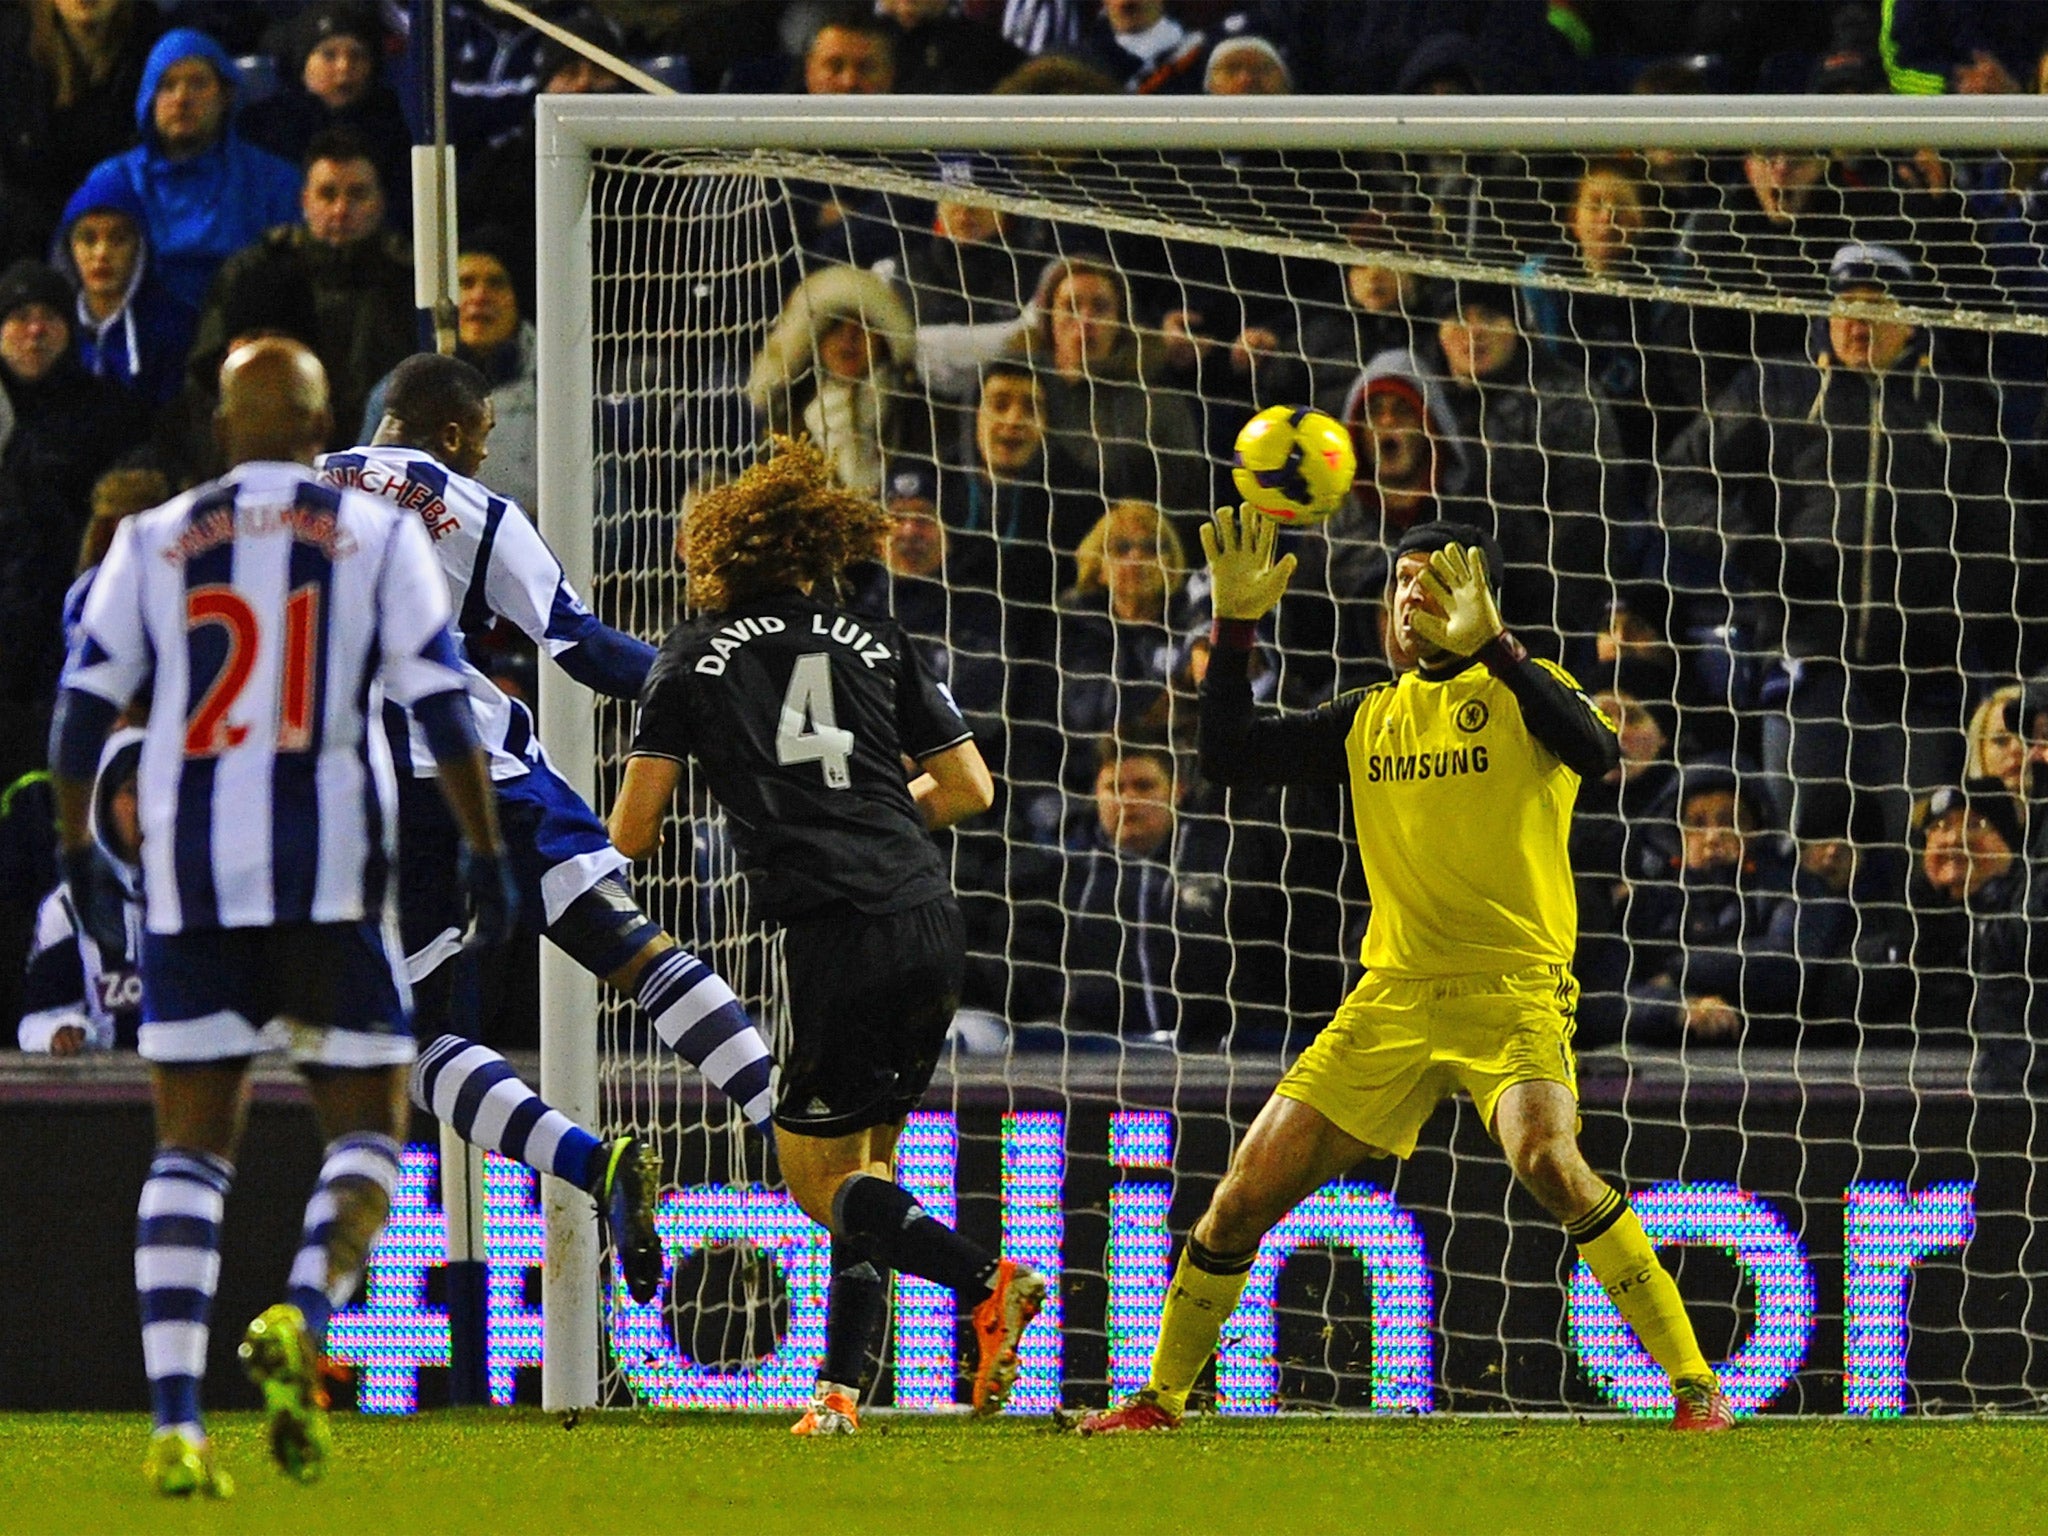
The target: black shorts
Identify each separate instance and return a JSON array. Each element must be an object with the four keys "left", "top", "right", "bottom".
[{"left": 775, "top": 896, "right": 966, "bottom": 1138}]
